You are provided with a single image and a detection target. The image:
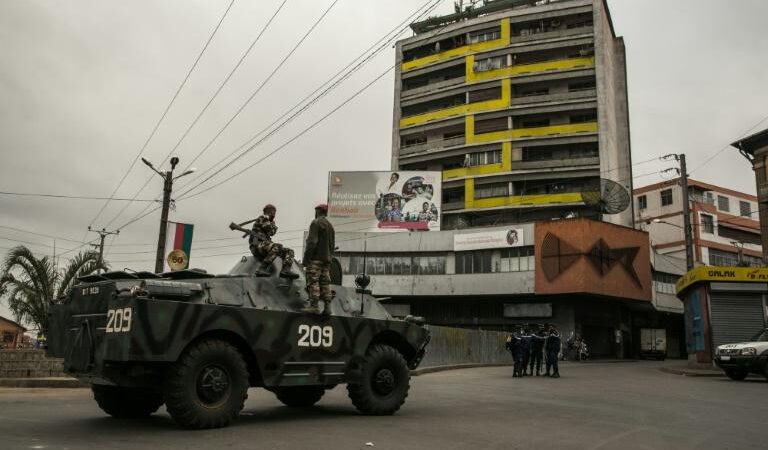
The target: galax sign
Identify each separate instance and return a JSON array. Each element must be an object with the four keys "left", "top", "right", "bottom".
[{"left": 676, "top": 266, "right": 768, "bottom": 294}]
